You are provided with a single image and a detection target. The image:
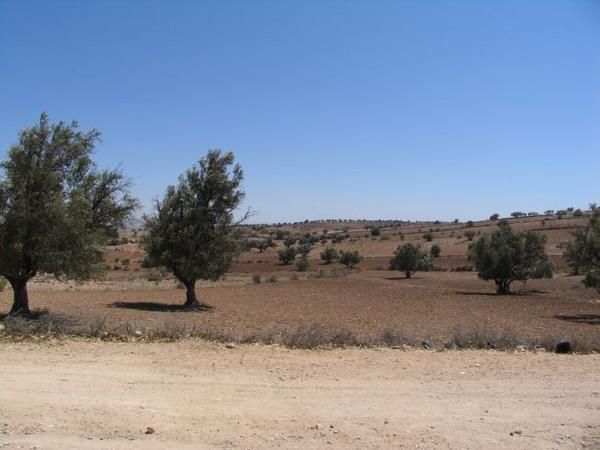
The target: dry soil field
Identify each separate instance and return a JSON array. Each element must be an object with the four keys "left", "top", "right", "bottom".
[{"left": 1, "top": 341, "right": 600, "bottom": 449}]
